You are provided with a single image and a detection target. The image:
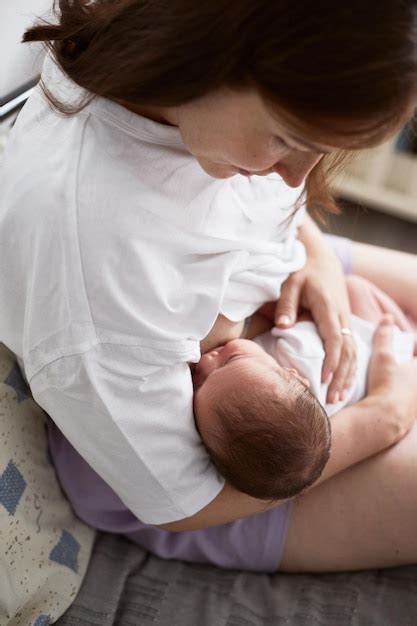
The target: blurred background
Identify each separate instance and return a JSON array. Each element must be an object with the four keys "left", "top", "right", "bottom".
[
  {"left": 0, "top": 1, "right": 49, "bottom": 136},
  {"left": 1, "top": 2, "right": 416, "bottom": 254},
  {"left": 324, "top": 128, "right": 417, "bottom": 253}
]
